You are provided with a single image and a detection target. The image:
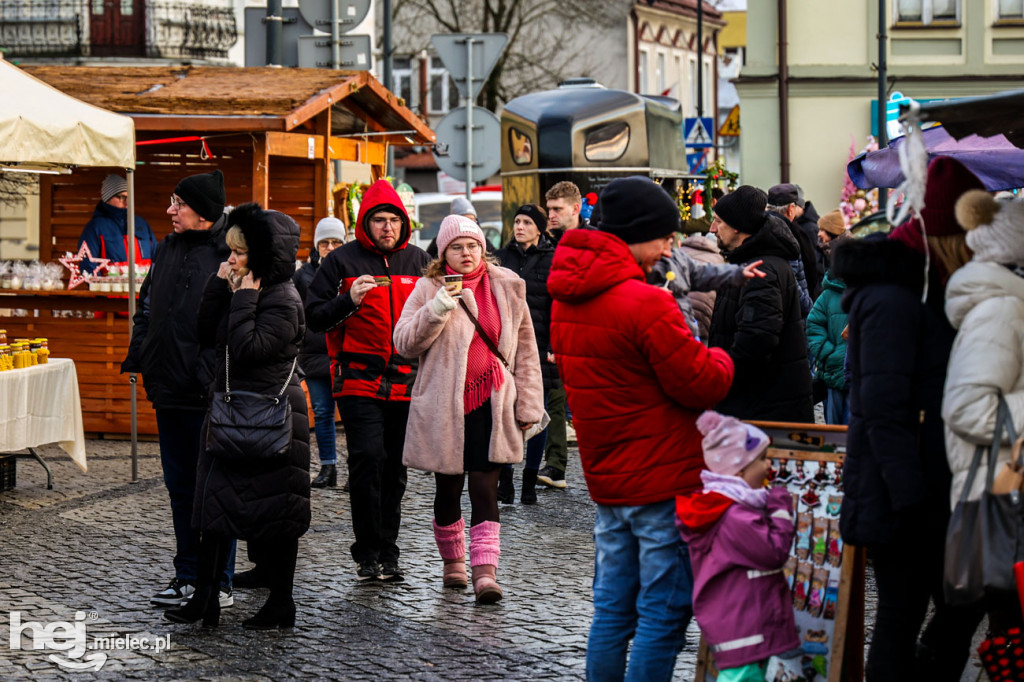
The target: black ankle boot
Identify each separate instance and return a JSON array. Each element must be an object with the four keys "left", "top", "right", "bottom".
[
  {"left": 312, "top": 464, "right": 337, "bottom": 488},
  {"left": 497, "top": 466, "right": 514, "bottom": 504},
  {"left": 521, "top": 468, "right": 538, "bottom": 505},
  {"left": 243, "top": 596, "right": 296, "bottom": 630},
  {"left": 164, "top": 587, "right": 220, "bottom": 627},
  {"left": 232, "top": 567, "right": 270, "bottom": 589}
]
